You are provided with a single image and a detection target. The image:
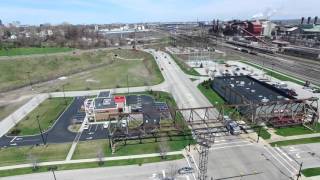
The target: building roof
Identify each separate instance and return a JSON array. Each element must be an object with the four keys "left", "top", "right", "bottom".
[
  {"left": 94, "top": 97, "right": 117, "bottom": 109},
  {"left": 213, "top": 76, "right": 294, "bottom": 103},
  {"left": 301, "top": 24, "right": 320, "bottom": 33},
  {"left": 114, "top": 96, "right": 126, "bottom": 103}
]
